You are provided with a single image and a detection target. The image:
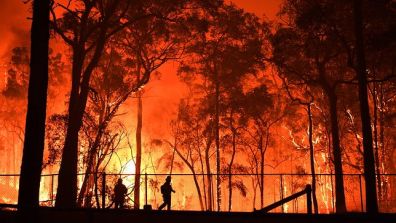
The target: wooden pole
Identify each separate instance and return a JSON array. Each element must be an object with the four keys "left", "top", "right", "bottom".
[{"left": 306, "top": 184, "right": 312, "bottom": 214}]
